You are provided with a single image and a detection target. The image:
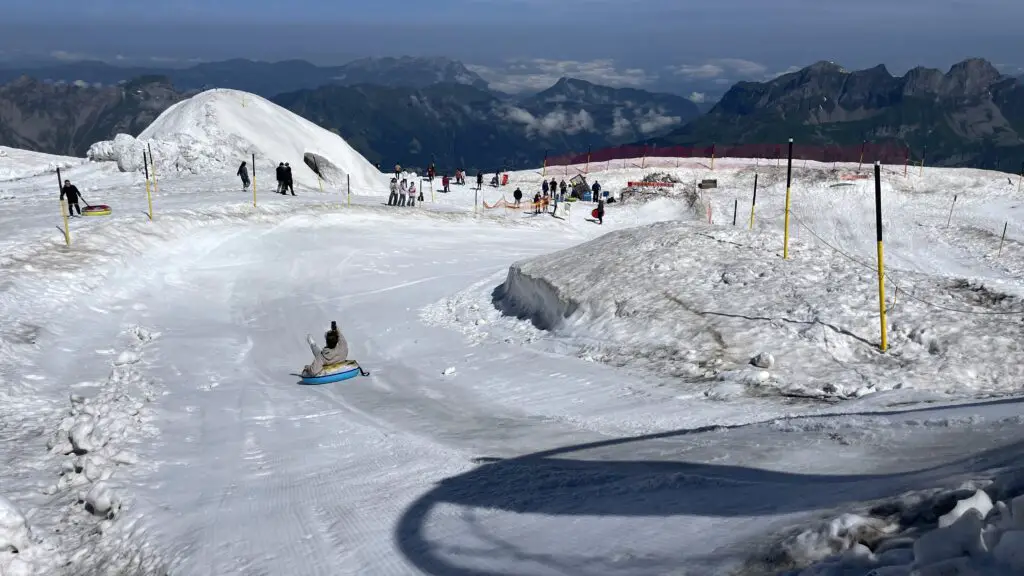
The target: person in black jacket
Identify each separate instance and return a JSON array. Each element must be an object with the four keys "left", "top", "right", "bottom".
[
  {"left": 476, "top": 170, "right": 484, "bottom": 189},
  {"left": 284, "top": 162, "right": 295, "bottom": 195},
  {"left": 60, "top": 179, "right": 81, "bottom": 216},
  {"left": 276, "top": 163, "right": 285, "bottom": 194},
  {"left": 237, "top": 161, "right": 250, "bottom": 189}
]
